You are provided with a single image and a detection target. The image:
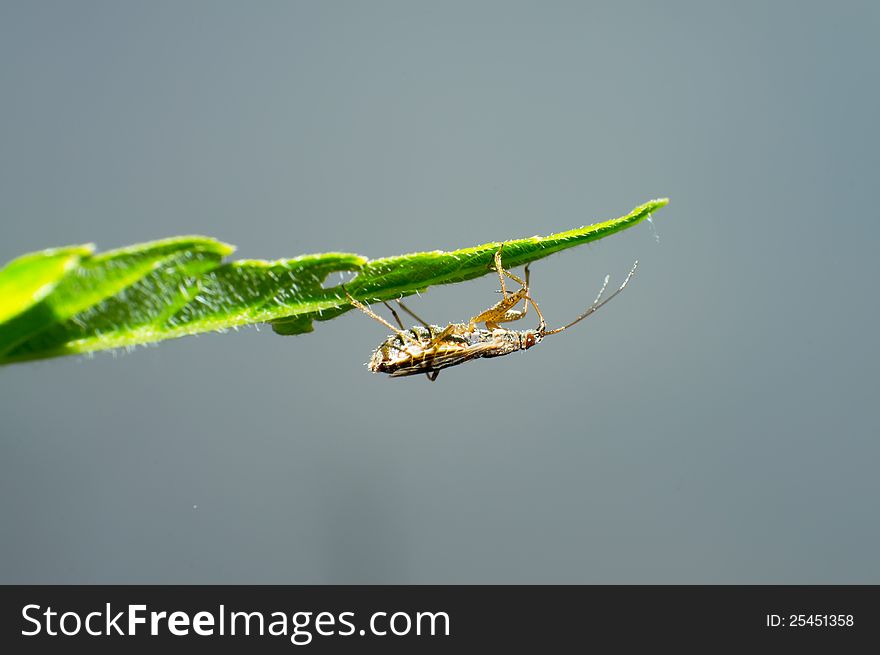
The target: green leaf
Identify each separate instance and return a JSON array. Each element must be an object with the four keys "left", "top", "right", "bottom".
[
  {"left": 0, "top": 198, "right": 667, "bottom": 365},
  {"left": 0, "top": 245, "right": 93, "bottom": 324},
  {"left": 0, "top": 237, "right": 234, "bottom": 359}
]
